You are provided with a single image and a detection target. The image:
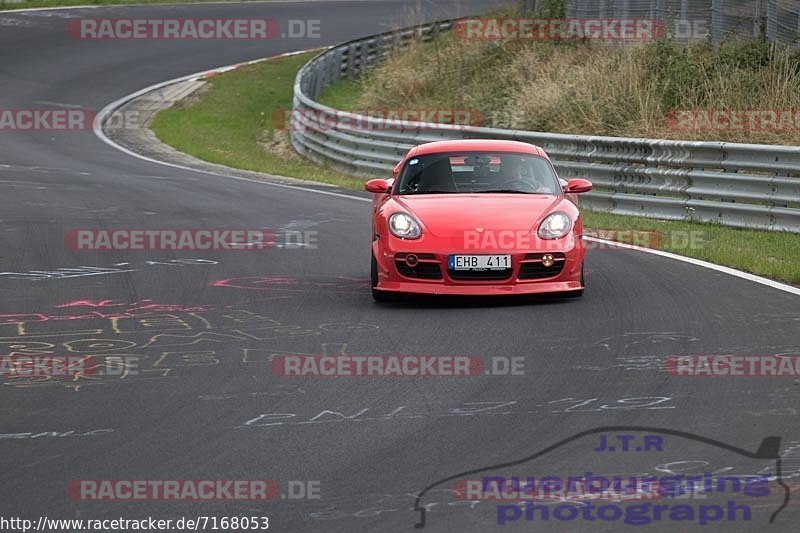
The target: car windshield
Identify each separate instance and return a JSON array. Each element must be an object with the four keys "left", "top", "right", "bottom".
[{"left": 395, "top": 151, "right": 561, "bottom": 195}]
